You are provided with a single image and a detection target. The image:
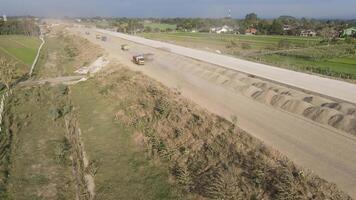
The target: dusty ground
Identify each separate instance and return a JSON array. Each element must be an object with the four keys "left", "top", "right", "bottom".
[{"left": 73, "top": 28, "right": 356, "bottom": 198}]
